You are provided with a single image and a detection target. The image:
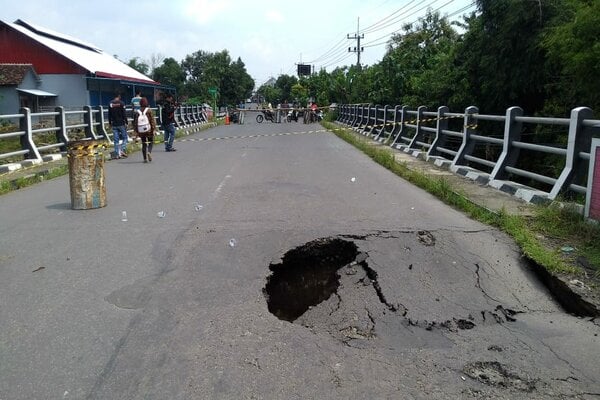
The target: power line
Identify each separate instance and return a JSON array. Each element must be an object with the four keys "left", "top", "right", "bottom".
[
  {"left": 361, "top": 0, "right": 455, "bottom": 45},
  {"left": 362, "top": 0, "right": 473, "bottom": 49},
  {"left": 363, "top": 2, "right": 476, "bottom": 48},
  {"left": 321, "top": 53, "right": 354, "bottom": 69},
  {"left": 360, "top": 0, "right": 421, "bottom": 34},
  {"left": 302, "top": 0, "right": 398, "bottom": 65}
]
